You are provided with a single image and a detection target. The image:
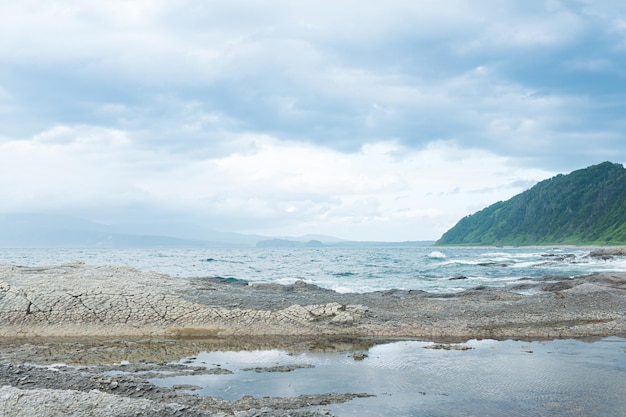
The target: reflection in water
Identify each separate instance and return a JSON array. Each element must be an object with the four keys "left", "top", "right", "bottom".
[
  {"left": 151, "top": 337, "right": 626, "bottom": 417},
  {"left": 0, "top": 336, "right": 381, "bottom": 365}
]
